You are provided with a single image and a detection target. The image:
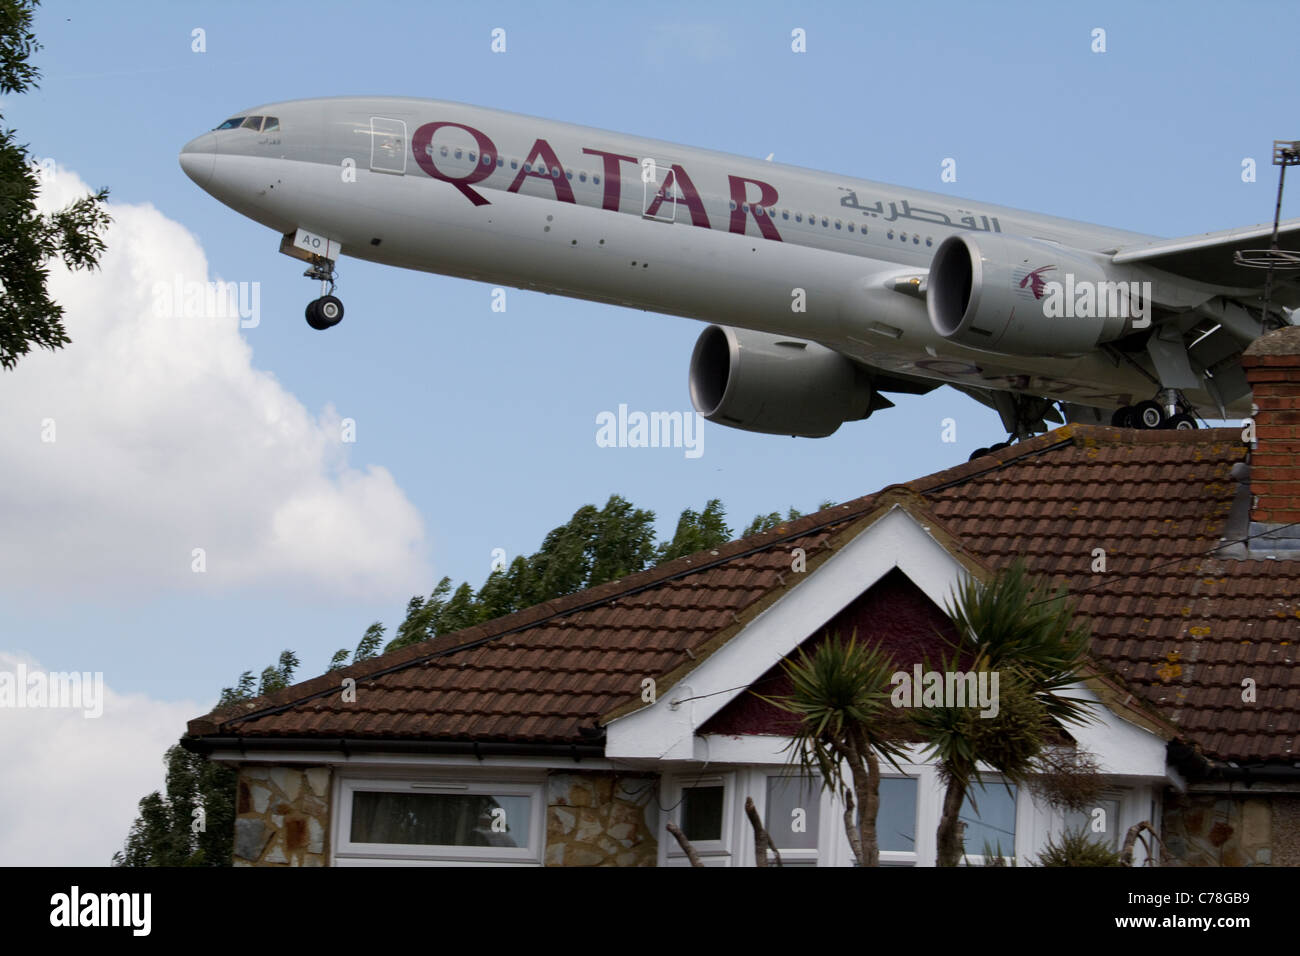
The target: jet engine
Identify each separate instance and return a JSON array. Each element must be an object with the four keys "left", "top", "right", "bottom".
[
  {"left": 926, "top": 233, "right": 1147, "bottom": 355},
  {"left": 688, "top": 325, "right": 876, "bottom": 437}
]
